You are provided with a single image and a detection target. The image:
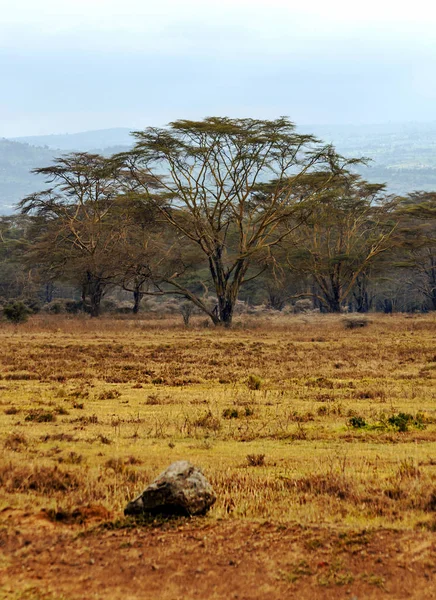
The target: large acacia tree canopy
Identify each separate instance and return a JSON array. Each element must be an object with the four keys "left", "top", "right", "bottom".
[{"left": 117, "top": 117, "right": 362, "bottom": 324}]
